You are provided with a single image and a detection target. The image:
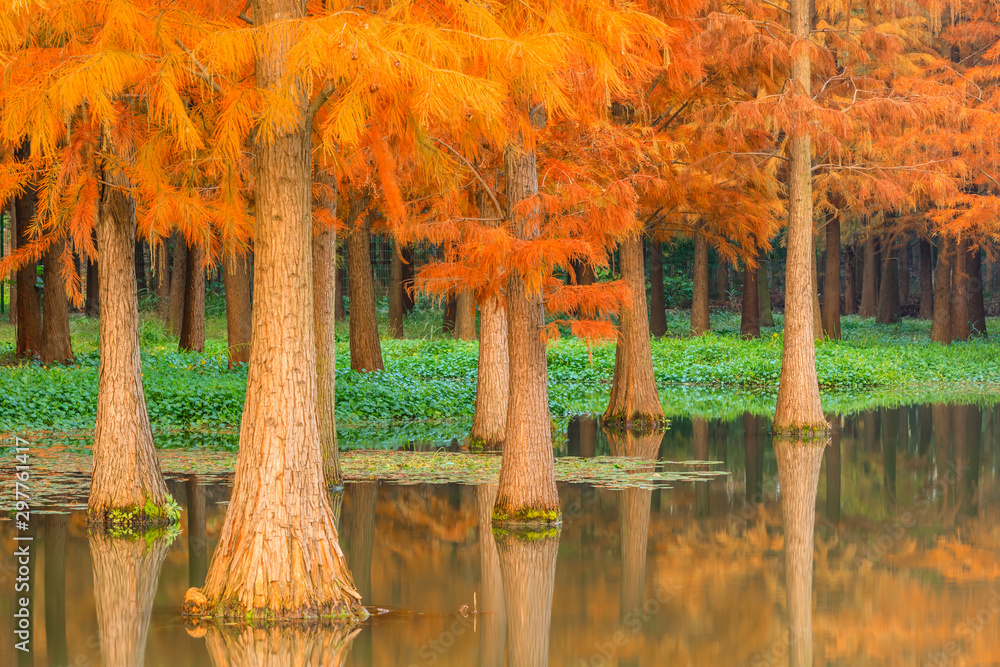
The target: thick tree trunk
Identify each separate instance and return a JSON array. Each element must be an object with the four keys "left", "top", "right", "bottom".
[
  {"left": 690, "top": 234, "right": 710, "bottom": 335},
  {"left": 918, "top": 238, "right": 933, "bottom": 319},
  {"left": 649, "top": 240, "right": 667, "bottom": 337},
  {"left": 859, "top": 240, "right": 878, "bottom": 318},
  {"left": 605, "top": 234, "right": 664, "bottom": 429},
  {"left": 154, "top": 238, "right": 171, "bottom": 318},
  {"left": 40, "top": 237, "right": 73, "bottom": 364},
  {"left": 898, "top": 240, "right": 910, "bottom": 305},
  {"left": 822, "top": 215, "right": 841, "bottom": 340},
  {"left": 477, "top": 485, "right": 505, "bottom": 667},
  {"left": 346, "top": 198, "right": 383, "bottom": 371},
  {"left": 494, "top": 141, "right": 560, "bottom": 523},
  {"left": 968, "top": 245, "right": 987, "bottom": 337},
  {"left": 179, "top": 242, "right": 206, "bottom": 352},
  {"left": 876, "top": 246, "right": 900, "bottom": 324},
  {"left": 454, "top": 290, "right": 477, "bottom": 340},
  {"left": 314, "top": 221, "right": 342, "bottom": 487},
  {"left": 469, "top": 296, "right": 509, "bottom": 450},
  {"left": 88, "top": 157, "right": 169, "bottom": 523},
  {"left": 741, "top": 261, "right": 760, "bottom": 339},
  {"left": 758, "top": 260, "right": 774, "bottom": 326},
  {"left": 166, "top": 231, "right": 187, "bottom": 335},
  {"left": 187, "top": 6, "right": 362, "bottom": 618},
  {"left": 388, "top": 243, "right": 404, "bottom": 338},
  {"left": 950, "top": 238, "right": 970, "bottom": 341},
  {"left": 843, "top": 244, "right": 857, "bottom": 315},
  {"left": 14, "top": 181, "right": 42, "bottom": 357},
  {"left": 930, "top": 239, "right": 952, "bottom": 343},
  {"left": 223, "top": 253, "right": 252, "bottom": 366},
  {"left": 774, "top": 0, "right": 826, "bottom": 432},
  {"left": 497, "top": 528, "right": 560, "bottom": 667}
]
